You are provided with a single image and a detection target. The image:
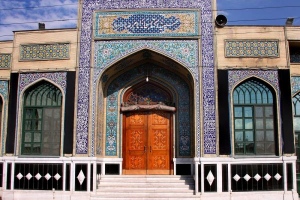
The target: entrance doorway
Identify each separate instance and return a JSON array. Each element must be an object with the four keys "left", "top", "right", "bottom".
[{"left": 123, "top": 111, "right": 172, "bottom": 175}]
